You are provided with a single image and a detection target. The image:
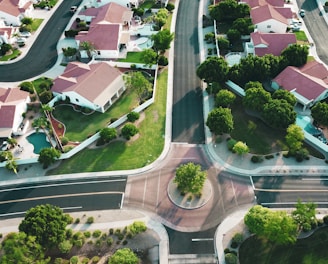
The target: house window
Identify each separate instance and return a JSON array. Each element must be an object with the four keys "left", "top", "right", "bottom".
[
  {"left": 97, "top": 51, "right": 101, "bottom": 55},
  {"left": 267, "top": 25, "right": 271, "bottom": 28},
  {"left": 75, "top": 98, "right": 79, "bottom": 102}
]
